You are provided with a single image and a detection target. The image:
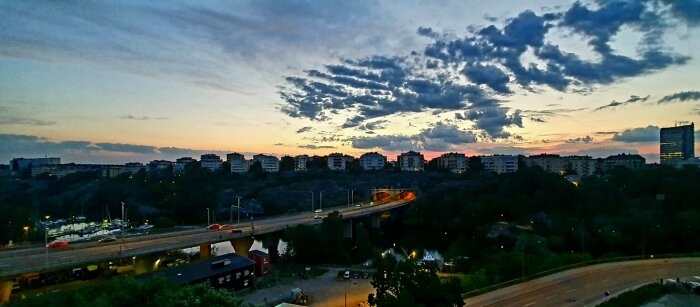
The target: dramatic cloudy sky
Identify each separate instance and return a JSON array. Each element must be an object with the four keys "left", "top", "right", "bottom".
[{"left": 1, "top": 0, "right": 699, "bottom": 163}]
